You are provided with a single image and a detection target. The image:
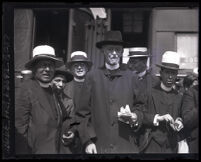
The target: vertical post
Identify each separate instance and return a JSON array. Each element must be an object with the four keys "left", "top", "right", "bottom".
[{"left": 67, "top": 9, "right": 74, "bottom": 62}]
